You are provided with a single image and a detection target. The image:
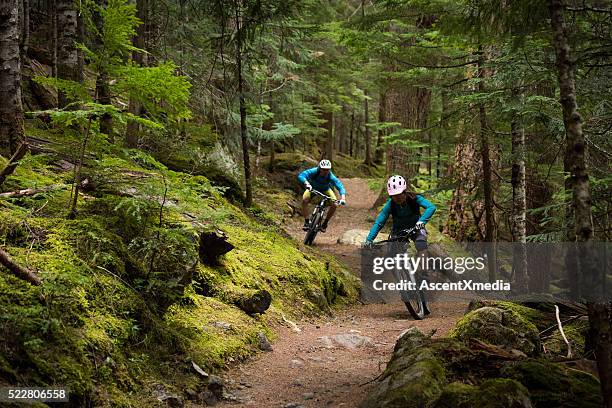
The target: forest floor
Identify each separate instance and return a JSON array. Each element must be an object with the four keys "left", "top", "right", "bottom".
[{"left": 216, "top": 178, "right": 466, "bottom": 408}]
